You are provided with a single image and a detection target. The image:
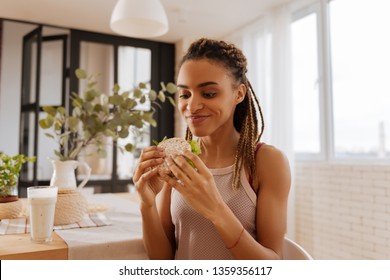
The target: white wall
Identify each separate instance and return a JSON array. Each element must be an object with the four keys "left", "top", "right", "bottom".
[
  {"left": 0, "top": 21, "right": 36, "bottom": 155},
  {"left": 295, "top": 161, "right": 390, "bottom": 259},
  {"left": 0, "top": 21, "right": 68, "bottom": 180}
]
